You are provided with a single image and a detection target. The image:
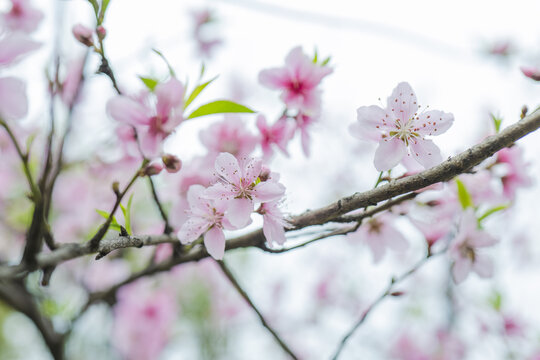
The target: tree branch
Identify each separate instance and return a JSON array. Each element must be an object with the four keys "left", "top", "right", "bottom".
[
  {"left": 330, "top": 250, "right": 442, "bottom": 359},
  {"left": 217, "top": 260, "right": 299, "bottom": 359}
]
